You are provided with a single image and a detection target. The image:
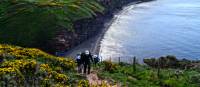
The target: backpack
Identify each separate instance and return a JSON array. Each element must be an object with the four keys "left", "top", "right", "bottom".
[{"left": 94, "top": 55, "right": 100, "bottom": 63}]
